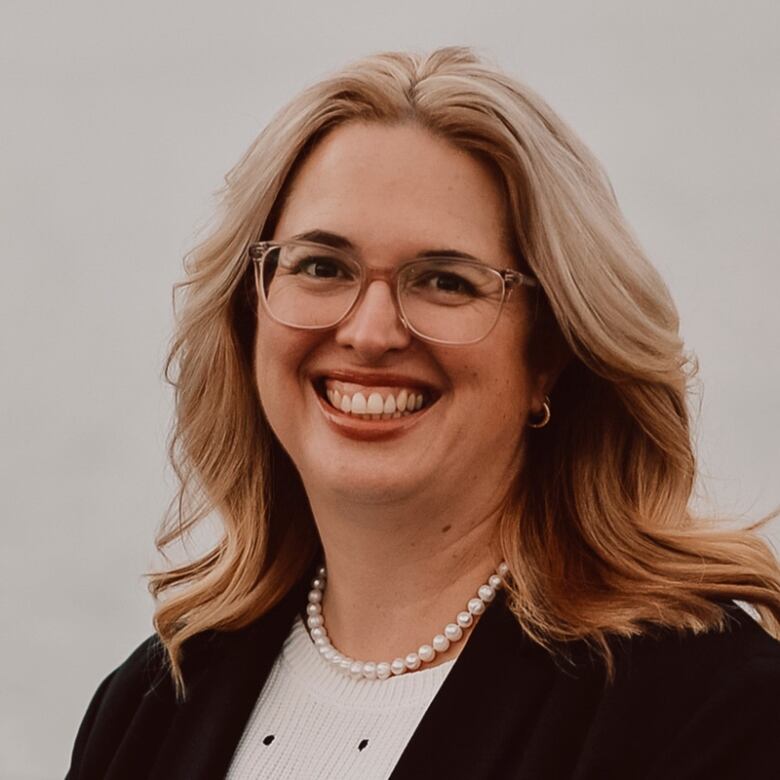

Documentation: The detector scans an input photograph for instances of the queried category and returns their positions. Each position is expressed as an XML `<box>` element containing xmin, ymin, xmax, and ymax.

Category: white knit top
<box><xmin>226</xmin><ymin>616</ymin><xmax>455</xmax><ymax>779</ymax></box>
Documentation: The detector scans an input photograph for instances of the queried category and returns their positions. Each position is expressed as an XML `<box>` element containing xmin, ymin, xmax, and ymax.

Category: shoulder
<box><xmin>67</xmin><ymin>635</ymin><xmax>173</xmax><ymax>778</ymax></box>
<box><xmin>67</xmin><ymin>628</ymin><xmax>238</xmax><ymax>779</ymax></box>
<box><xmin>104</xmin><ymin>633</ymin><xmax>170</xmax><ymax>697</ymax></box>
<box><xmin>602</xmin><ymin>605</ymin><xmax>780</xmax><ymax>778</ymax></box>
<box><xmin>66</xmin><ymin>589</ymin><xmax>302</xmax><ymax>779</ymax></box>
<box><xmin>616</xmin><ymin>603</ymin><xmax>780</xmax><ymax>685</ymax></box>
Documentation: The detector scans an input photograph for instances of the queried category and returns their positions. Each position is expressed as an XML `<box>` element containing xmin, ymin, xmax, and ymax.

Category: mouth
<box><xmin>312</xmin><ymin>376</ymin><xmax>438</xmax><ymax>422</ymax></box>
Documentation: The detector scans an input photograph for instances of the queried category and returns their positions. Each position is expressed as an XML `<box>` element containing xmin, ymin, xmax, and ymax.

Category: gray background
<box><xmin>1</xmin><ymin>1</ymin><xmax>778</xmax><ymax>777</ymax></box>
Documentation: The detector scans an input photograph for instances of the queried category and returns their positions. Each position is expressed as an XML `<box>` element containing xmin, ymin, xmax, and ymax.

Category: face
<box><xmin>254</xmin><ymin>122</ymin><xmax>546</xmax><ymax>509</ymax></box>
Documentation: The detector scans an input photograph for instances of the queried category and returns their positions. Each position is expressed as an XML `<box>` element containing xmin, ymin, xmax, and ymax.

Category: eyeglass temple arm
<box><xmin>248</xmin><ymin>242</ymin><xmax>270</xmax><ymax>260</ymax></box>
<box><xmin>503</xmin><ymin>269</ymin><xmax>539</xmax><ymax>290</ymax></box>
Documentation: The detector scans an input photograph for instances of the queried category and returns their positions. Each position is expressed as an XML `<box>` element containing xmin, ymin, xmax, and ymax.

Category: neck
<box><xmin>304</xmin><ymin>483</ymin><xmax>506</xmax><ymax>667</ymax></box>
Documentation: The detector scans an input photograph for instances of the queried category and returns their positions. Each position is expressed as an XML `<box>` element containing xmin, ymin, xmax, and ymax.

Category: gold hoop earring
<box><xmin>528</xmin><ymin>395</ymin><xmax>551</xmax><ymax>428</ymax></box>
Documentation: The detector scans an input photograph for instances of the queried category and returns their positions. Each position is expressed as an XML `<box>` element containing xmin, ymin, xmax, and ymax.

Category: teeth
<box><xmin>323</xmin><ymin>383</ymin><xmax>429</xmax><ymax>419</ymax></box>
<box><xmin>351</xmin><ymin>392</ymin><xmax>367</xmax><ymax>414</ymax></box>
<box><xmin>367</xmin><ymin>392</ymin><xmax>384</xmax><ymax>414</ymax></box>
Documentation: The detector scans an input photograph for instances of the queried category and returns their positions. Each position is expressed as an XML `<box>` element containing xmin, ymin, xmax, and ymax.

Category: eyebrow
<box><xmin>288</xmin><ymin>229</ymin><xmax>482</xmax><ymax>262</ymax></box>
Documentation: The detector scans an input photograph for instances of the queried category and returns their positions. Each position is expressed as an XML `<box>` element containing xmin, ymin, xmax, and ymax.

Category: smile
<box><xmin>319</xmin><ymin>379</ymin><xmax>432</xmax><ymax>420</ymax></box>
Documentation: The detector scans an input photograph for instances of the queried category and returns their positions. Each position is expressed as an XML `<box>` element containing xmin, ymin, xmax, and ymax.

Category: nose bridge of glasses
<box><xmin>360</xmin><ymin>263</ymin><xmax>400</xmax><ymax>287</ymax></box>
<box><xmin>351</xmin><ymin>267</ymin><xmax>404</xmax><ymax>320</ymax></box>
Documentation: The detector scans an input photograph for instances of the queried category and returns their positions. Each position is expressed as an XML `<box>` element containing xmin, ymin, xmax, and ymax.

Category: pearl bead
<box><xmin>405</xmin><ymin>653</ymin><xmax>421</xmax><ymax>671</ymax></box>
<box><xmin>488</xmin><ymin>574</ymin><xmax>502</xmax><ymax>589</ymax></box>
<box><xmin>317</xmin><ymin>565</ymin><xmax>326</xmax><ymax>577</ymax></box>
<box><xmin>306</xmin><ymin>603</ymin><xmax>321</xmax><ymax>616</ymax></box>
<box><xmin>340</xmin><ymin>657</ymin><xmax>353</xmax><ymax>671</ymax></box>
<box><xmin>308</xmin><ymin>589</ymin><xmax>322</xmax><ymax>604</ymax></box>
<box><xmin>362</xmin><ymin>662</ymin><xmax>377</xmax><ymax>679</ymax></box>
<box><xmin>432</xmin><ymin>634</ymin><xmax>450</xmax><ymax>653</ymax></box>
<box><xmin>307</xmin><ymin>615</ymin><xmax>324</xmax><ymax>629</ymax></box>
<box><xmin>497</xmin><ymin>562</ymin><xmax>509</xmax><ymax>577</ymax></box>
<box><xmin>456</xmin><ymin>611</ymin><xmax>473</xmax><ymax>628</ymax></box>
<box><xmin>311</xmin><ymin>578</ymin><xmax>325</xmax><ymax>590</ymax></box>
<box><xmin>323</xmin><ymin>648</ymin><xmax>337</xmax><ymax>661</ymax></box>
<box><xmin>311</xmin><ymin>627</ymin><xmax>327</xmax><ymax>640</ymax></box>
<box><xmin>468</xmin><ymin>597</ymin><xmax>486</xmax><ymax>615</ymax></box>
<box><xmin>444</xmin><ymin>623</ymin><xmax>463</xmax><ymax>641</ymax></box>
<box><xmin>314</xmin><ymin>637</ymin><xmax>329</xmax><ymax>648</ymax></box>
<box><xmin>478</xmin><ymin>584</ymin><xmax>495</xmax><ymax>602</ymax></box>
<box><xmin>418</xmin><ymin>644</ymin><xmax>436</xmax><ymax>662</ymax></box>
<box><xmin>329</xmin><ymin>652</ymin><xmax>343</xmax><ymax>664</ymax></box>
<box><xmin>376</xmin><ymin>662</ymin><xmax>391</xmax><ymax>680</ymax></box>
<box><xmin>349</xmin><ymin>661</ymin><xmax>364</xmax><ymax>678</ymax></box>
<box><xmin>391</xmin><ymin>658</ymin><xmax>406</xmax><ymax>676</ymax></box>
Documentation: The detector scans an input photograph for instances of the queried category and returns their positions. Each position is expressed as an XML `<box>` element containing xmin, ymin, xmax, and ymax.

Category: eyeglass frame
<box><xmin>248</xmin><ymin>239</ymin><xmax>539</xmax><ymax>346</ymax></box>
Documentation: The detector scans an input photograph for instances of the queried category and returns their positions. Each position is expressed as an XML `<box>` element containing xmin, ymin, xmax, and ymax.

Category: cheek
<box><xmin>443</xmin><ymin>358</ymin><xmax>530</xmax><ymax>455</ymax></box>
<box><xmin>466</xmin><ymin>325</ymin><xmax>534</xmax><ymax>409</ymax></box>
<box><xmin>253</xmin><ymin>322</ymin><xmax>311</xmax><ymax>410</ymax></box>
<box><xmin>492</xmin><ymin>367</ymin><xmax>533</xmax><ymax>429</ymax></box>
<box><xmin>253</xmin><ymin>328</ymin><xmax>278</xmax><ymax>401</ymax></box>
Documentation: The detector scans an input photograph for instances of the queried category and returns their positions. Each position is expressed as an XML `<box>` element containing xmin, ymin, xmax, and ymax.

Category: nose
<box><xmin>334</xmin><ymin>279</ymin><xmax>412</xmax><ymax>361</ymax></box>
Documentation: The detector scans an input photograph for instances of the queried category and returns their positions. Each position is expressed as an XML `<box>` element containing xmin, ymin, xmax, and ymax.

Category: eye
<box><xmin>401</xmin><ymin>260</ymin><xmax>504</xmax><ymax>308</ymax></box>
<box><xmin>298</xmin><ymin>256</ymin><xmax>351</xmax><ymax>279</ymax></box>
<box><xmin>423</xmin><ymin>271</ymin><xmax>477</xmax><ymax>296</ymax></box>
<box><xmin>407</xmin><ymin>265</ymin><xmax>486</xmax><ymax>300</ymax></box>
<box><xmin>277</xmin><ymin>245</ymin><xmax>357</xmax><ymax>282</ymax></box>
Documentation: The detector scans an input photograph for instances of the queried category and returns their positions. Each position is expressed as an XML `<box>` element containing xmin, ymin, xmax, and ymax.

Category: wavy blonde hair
<box><xmin>151</xmin><ymin>46</ymin><xmax>780</xmax><ymax>693</ymax></box>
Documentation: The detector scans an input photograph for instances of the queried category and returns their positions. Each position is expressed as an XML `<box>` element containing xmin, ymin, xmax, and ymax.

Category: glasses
<box><xmin>248</xmin><ymin>240</ymin><xmax>538</xmax><ymax>346</ymax></box>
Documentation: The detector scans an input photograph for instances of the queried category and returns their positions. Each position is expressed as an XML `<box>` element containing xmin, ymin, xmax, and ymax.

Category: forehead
<box><xmin>272</xmin><ymin>122</ymin><xmax>511</xmax><ymax>262</ymax></box>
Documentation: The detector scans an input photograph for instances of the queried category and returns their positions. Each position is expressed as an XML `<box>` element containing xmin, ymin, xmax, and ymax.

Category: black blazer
<box><xmin>68</xmin><ymin>583</ymin><xmax>780</xmax><ymax>779</ymax></box>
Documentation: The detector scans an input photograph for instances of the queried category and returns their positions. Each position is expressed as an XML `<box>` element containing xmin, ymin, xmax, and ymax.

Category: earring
<box><xmin>527</xmin><ymin>395</ymin><xmax>551</xmax><ymax>428</ymax></box>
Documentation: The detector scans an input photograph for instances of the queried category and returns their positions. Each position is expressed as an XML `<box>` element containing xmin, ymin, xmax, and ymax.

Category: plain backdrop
<box><xmin>1</xmin><ymin>1</ymin><xmax>778</xmax><ymax>777</ymax></box>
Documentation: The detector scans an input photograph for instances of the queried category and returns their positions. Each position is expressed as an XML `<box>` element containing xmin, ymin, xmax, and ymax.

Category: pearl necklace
<box><xmin>305</xmin><ymin>561</ymin><xmax>509</xmax><ymax>680</ymax></box>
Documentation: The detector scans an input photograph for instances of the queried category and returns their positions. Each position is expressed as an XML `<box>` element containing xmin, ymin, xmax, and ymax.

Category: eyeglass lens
<box><xmin>258</xmin><ymin>242</ymin><xmax>506</xmax><ymax>344</ymax></box>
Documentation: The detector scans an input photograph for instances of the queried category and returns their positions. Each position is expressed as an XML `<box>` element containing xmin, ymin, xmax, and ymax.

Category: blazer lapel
<box><xmin>389</xmin><ymin>595</ymin><xmax>557</xmax><ymax>780</ymax></box>
<box><xmin>148</xmin><ymin>583</ymin><xmax>304</xmax><ymax>780</ymax></box>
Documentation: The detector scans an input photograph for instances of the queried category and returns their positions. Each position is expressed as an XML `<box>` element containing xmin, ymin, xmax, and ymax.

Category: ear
<box><xmin>529</xmin><ymin>349</ymin><xmax>570</xmax><ymax>411</ymax></box>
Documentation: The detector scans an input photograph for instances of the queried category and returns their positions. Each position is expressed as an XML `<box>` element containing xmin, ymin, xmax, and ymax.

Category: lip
<box><xmin>311</xmin><ymin>380</ymin><xmax>438</xmax><ymax>441</ymax></box>
<box><xmin>311</xmin><ymin>369</ymin><xmax>440</xmax><ymax>392</ymax></box>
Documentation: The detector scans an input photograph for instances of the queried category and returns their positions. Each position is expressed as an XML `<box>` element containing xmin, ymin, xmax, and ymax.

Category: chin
<box><xmin>300</xmin><ymin>450</ymin><xmax>431</xmax><ymax>505</ymax></box>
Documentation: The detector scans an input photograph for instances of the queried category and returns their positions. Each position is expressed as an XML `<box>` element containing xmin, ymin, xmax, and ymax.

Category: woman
<box><xmin>68</xmin><ymin>47</ymin><xmax>780</xmax><ymax>779</ymax></box>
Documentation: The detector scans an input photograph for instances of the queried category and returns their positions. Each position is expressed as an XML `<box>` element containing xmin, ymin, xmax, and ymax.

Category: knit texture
<box><xmin>226</xmin><ymin>616</ymin><xmax>454</xmax><ymax>779</ymax></box>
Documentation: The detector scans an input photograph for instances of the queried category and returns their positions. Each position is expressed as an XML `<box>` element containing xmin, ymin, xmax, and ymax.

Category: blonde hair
<box><xmin>151</xmin><ymin>46</ymin><xmax>780</xmax><ymax>693</ymax></box>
